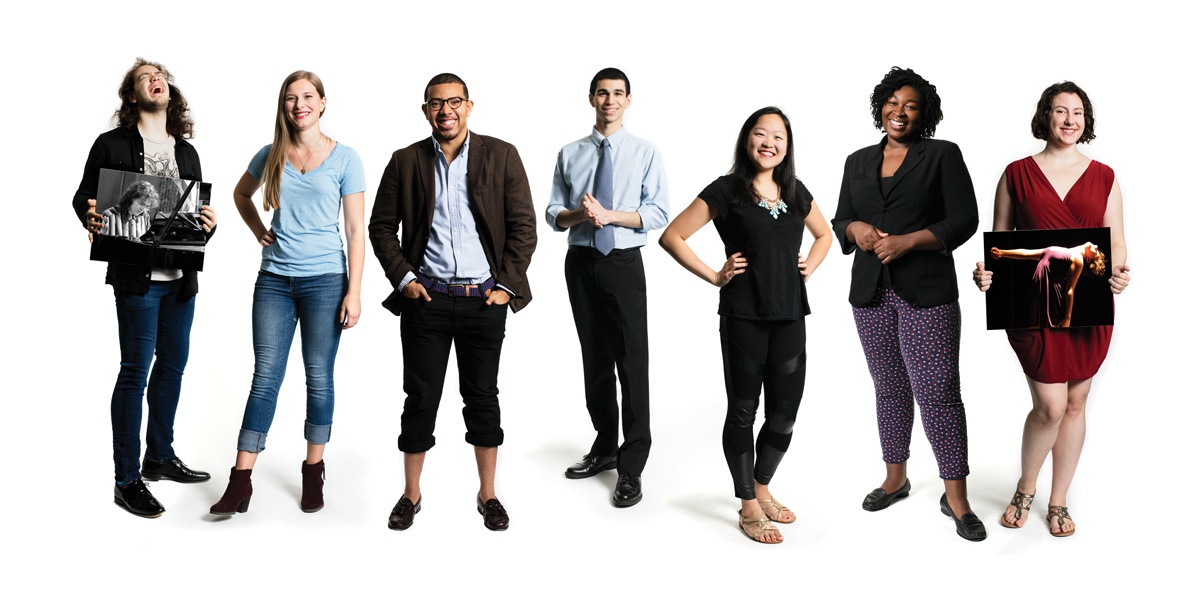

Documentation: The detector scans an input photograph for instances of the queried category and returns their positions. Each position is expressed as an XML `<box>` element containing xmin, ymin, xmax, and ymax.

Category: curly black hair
<box><xmin>871</xmin><ymin>67</ymin><xmax>942</xmax><ymax>139</ymax></box>
<box><xmin>113</xmin><ymin>58</ymin><xmax>194</xmax><ymax>139</ymax></box>
<box><xmin>1031</xmin><ymin>81</ymin><xmax>1096</xmax><ymax>144</ymax></box>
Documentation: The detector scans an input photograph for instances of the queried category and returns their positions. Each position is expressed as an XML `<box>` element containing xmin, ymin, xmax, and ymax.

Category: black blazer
<box><xmin>831</xmin><ymin>137</ymin><xmax>977</xmax><ymax>308</ymax></box>
<box><xmin>369</xmin><ymin>133</ymin><xmax>537</xmax><ymax>314</ymax></box>
<box><xmin>71</xmin><ymin>126</ymin><xmax>208</xmax><ymax>296</ymax></box>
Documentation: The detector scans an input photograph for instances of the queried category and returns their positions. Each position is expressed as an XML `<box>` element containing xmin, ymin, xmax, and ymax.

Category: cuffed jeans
<box><xmin>238</xmin><ymin>271</ymin><xmax>346</xmax><ymax>453</ymax></box>
<box><xmin>111</xmin><ymin>279</ymin><xmax>195</xmax><ymax>483</ymax></box>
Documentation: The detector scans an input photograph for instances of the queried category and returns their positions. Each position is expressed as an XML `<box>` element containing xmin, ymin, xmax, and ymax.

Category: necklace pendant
<box><xmin>301</xmin><ymin>167</ymin><xmax>307</xmax><ymax>174</ymax></box>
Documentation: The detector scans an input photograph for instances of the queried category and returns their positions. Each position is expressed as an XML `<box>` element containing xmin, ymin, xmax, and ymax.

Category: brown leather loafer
<box><xmin>477</xmin><ymin>496</ymin><xmax>509</xmax><ymax>531</ymax></box>
<box><xmin>388</xmin><ymin>496</ymin><xmax>421</xmax><ymax>531</ymax></box>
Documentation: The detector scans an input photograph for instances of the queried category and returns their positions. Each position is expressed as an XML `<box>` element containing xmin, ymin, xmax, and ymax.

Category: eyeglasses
<box><xmin>425</xmin><ymin>97</ymin><xmax>466</xmax><ymax>111</ymax></box>
<box><xmin>136</xmin><ymin>71</ymin><xmax>167</xmax><ymax>84</ymax></box>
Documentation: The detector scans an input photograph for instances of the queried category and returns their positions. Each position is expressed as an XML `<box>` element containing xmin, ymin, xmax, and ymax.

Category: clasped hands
<box><xmin>582</xmin><ymin>193</ymin><xmax>614</xmax><ymax>228</ymax></box>
<box><xmin>848</xmin><ymin>221</ymin><xmax>913</xmax><ymax>264</ymax></box>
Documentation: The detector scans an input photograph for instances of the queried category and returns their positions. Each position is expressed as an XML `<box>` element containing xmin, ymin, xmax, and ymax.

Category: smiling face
<box><xmin>284</xmin><ymin>78</ymin><xmax>325</xmax><ymax>132</ymax></box>
<box><xmin>746</xmin><ymin>113</ymin><xmax>788</xmax><ymax>173</ymax></box>
<box><xmin>131</xmin><ymin>64</ymin><xmax>170</xmax><ymax>112</ymax></box>
<box><xmin>1046</xmin><ymin>92</ymin><xmax>1086</xmax><ymax>147</ymax></box>
<box><xmin>882</xmin><ymin>85</ymin><xmax>922</xmax><ymax>144</ymax></box>
<box><xmin>589</xmin><ymin>79</ymin><xmax>630</xmax><ymax>128</ymax></box>
<box><xmin>423</xmin><ymin>83</ymin><xmax>472</xmax><ymax>143</ymax></box>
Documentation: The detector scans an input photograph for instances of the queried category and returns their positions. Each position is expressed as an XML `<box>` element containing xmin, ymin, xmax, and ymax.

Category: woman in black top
<box><xmin>831</xmin><ymin>67</ymin><xmax>984</xmax><ymax>541</ymax></box>
<box><xmin>660</xmin><ymin>107</ymin><xmax>831</xmax><ymax>544</ymax></box>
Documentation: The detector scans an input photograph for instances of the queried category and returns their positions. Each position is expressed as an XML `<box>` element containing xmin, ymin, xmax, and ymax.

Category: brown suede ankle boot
<box><xmin>301</xmin><ymin>460</ymin><xmax>325</xmax><ymax>513</ymax></box>
<box><xmin>210</xmin><ymin>468</ymin><xmax>253</xmax><ymax>515</ymax></box>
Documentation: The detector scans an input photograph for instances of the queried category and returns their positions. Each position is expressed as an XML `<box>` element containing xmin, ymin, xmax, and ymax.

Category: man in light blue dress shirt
<box><xmin>546</xmin><ymin>68</ymin><xmax>668</xmax><ymax>508</ymax></box>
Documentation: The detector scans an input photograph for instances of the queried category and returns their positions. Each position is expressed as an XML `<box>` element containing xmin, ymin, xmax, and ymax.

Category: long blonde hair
<box><xmin>261</xmin><ymin>70</ymin><xmax>325</xmax><ymax>211</ymax></box>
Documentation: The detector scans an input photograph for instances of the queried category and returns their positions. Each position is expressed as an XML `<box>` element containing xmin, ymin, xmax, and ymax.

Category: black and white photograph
<box><xmin>90</xmin><ymin>168</ymin><xmax>210</xmax><ymax>269</ymax></box>
<box><xmin>983</xmin><ymin>228</ymin><xmax>1113</xmax><ymax>330</ymax></box>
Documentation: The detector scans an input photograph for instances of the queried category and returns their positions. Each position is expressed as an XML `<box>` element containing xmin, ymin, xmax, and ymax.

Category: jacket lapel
<box><xmin>417</xmin><ymin>139</ymin><xmax>436</xmax><ymax>228</ymax></box>
<box><xmin>466</xmin><ymin>134</ymin><xmax>494</xmax><ymax>239</ymax></box>
<box><xmin>886</xmin><ymin>139</ymin><xmax>926</xmax><ymax>200</ymax></box>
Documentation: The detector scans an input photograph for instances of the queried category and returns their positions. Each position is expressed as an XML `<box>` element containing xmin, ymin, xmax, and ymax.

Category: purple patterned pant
<box><xmin>851</xmin><ymin>289</ymin><xmax>969</xmax><ymax>480</ymax></box>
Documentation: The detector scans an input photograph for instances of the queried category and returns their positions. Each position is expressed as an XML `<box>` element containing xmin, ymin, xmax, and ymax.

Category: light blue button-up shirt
<box><xmin>399</xmin><ymin>135</ymin><xmax>493</xmax><ymax>289</ymax></box>
<box><xmin>546</xmin><ymin>127</ymin><xmax>668</xmax><ymax>247</ymax></box>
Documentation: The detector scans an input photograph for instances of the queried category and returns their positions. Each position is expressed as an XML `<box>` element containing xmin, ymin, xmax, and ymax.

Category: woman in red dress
<box><xmin>973</xmin><ymin>81</ymin><xmax>1131</xmax><ymax>536</ymax></box>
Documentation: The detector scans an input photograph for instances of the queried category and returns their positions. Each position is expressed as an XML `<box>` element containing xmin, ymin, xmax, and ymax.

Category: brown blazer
<box><xmin>369</xmin><ymin>133</ymin><xmax>537</xmax><ymax>314</ymax></box>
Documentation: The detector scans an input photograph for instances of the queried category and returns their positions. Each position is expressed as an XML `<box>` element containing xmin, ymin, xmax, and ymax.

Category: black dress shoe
<box><xmin>940</xmin><ymin>493</ymin><xmax>987</xmax><ymax>542</ymax></box>
<box><xmin>564</xmin><ymin>454</ymin><xmax>617</xmax><ymax>479</ymax></box>
<box><xmin>613</xmin><ymin>474</ymin><xmax>642</xmax><ymax>508</ymax></box>
<box><xmin>142</xmin><ymin>457</ymin><xmax>211</xmax><ymax>483</ymax></box>
<box><xmin>477</xmin><ymin>497</ymin><xmax>510</xmax><ymax>531</ymax></box>
<box><xmin>388</xmin><ymin>496</ymin><xmax>421</xmax><ymax>531</ymax></box>
<box><xmin>862</xmin><ymin>478</ymin><xmax>911</xmax><ymax>512</ymax></box>
<box><xmin>114</xmin><ymin>479</ymin><xmax>165</xmax><ymax>518</ymax></box>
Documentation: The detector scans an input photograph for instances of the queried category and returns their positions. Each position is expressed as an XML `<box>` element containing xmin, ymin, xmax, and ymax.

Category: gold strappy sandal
<box><xmin>739</xmin><ymin>510</ymin><xmax>782</xmax><ymax>544</ymax></box>
<box><xmin>1000</xmin><ymin>487</ymin><xmax>1034</xmax><ymax>528</ymax></box>
<box><xmin>757</xmin><ymin>498</ymin><xmax>796</xmax><ymax>524</ymax></box>
<box><xmin>1047</xmin><ymin>505</ymin><xmax>1075</xmax><ymax>537</ymax></box>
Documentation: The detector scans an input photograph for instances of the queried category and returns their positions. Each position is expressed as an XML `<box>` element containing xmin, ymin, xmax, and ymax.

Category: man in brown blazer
<box><xmin>369</xmin><ymin>73</ymin><xmax>537</xmax><ymax>532</ymax></box>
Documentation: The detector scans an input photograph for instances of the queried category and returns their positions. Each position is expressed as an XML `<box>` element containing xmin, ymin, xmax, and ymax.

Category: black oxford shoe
<box><xmin>142</xmin><ymin>457</ymin><xmax>211</xmax><ymax>483</ymax></box>
<box><xmin>862</xmin><ymin>478</ymin><xmax>911</xmax><ymax>511</ymax></box>
<box><xmin>613</xmin><ymin>474</ymin><xmax>642</xmax><ymax>508</ymax></box>
<box><xmin>564</xmin><ymin>454</ymin><xmax>617</xmax><ymax>479</ymax></box>
<box><xmin>940</xmin><ymin>494</ymin><xmax>987</xmax><ymax>542</ymax></box>
<box><xmin>114</xmin><ymin>479</ymin><xmax>165</xmax><ymax>518</ymax></box>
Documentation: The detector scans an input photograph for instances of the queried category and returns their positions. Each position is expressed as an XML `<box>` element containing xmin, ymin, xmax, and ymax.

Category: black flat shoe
<box><xmin>142</xmin><ymin>457</ymin><xmax>211</xmax><ymax>483</ymax></box>
<box><xmin>114</xmin><ymin>479</ymin><xmax>165</xmax><ymax>518</ymax></box>
<box><xmin>564</xmin><ymin>454</ymin><xmax>617</xmax><ymax>479</ymax></box>
<box><xmin>612</xmin><ymin>474</ymin><xmax>642</xmax><ymax>508</ymax></box>
<box><xmin>940</xmin><ymin>493</ymin><xmax>987</xmax><ymax>542</ymax></box>
<box><xmin>862</xmin><ymin>478</ymin><xmax>911</xmax><ymax>512</ymax></box>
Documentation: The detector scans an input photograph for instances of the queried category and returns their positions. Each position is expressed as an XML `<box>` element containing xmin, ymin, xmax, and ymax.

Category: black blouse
<box><xmin>699</xmin><ymin>175</ymin><xmax>813</xmax><ymax>321</ymax></box>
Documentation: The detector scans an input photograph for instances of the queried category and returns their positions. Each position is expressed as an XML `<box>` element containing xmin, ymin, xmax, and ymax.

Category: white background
<box><xmin>4</xmin><ymin>0</ymin><xmax>1193</xmax><ymax>589</ymax></box>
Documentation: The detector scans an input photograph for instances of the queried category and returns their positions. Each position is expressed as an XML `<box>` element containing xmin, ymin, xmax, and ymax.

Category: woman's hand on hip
<box><xmin>715</xmin><ymin>252</ymin><xmax>747</xmax><ymax>287</ymax></box>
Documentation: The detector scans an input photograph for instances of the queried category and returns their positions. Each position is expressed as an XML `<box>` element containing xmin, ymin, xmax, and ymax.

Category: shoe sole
<box><xmin>142</xmin><ymin>472</ymin><xmax>211</xmax><ymax>484</ymax></box>
<box><xmin>563</xmin><ymin>463</ymin><xmax>616</xmax><ymax>480</ymax></box>
<box><xmin>114</xmin><ymin>499</ymin><xmax>164</xmax><ymax>518</ymax></box>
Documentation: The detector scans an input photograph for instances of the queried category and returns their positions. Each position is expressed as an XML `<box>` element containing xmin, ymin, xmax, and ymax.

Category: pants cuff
<box><xmin>238</xmin><ymin>429</ymin><xmax>268</xmax><ymax>453</ymax></box>
<box><xmin>305</xmin><ymin>421</ymin><xmax>332</xmax><ymax>445</ymax></box>
<box><xmin>398</xmin><ymin>434</ymin><xmax>435</xmax><ymax>454</ymax></box>
<box><xmin>466</xmin><ymin>430</ymin><xmax>504</xmax><ymax>448</ymax></box>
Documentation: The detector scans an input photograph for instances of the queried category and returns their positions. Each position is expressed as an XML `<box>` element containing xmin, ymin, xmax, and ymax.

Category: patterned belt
<box><xmin>415</xmin><ymin>273</ymin><xmax>496</xmax><ymax>298</ymax></box>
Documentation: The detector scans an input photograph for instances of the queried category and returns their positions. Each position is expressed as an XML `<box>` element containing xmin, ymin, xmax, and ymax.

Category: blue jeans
<box><xmin>112</xmin><ymin>279</ymin><xmax>195</xmax><ymax>483</ymax></box>
<box><xmin>238</xmin><ymin>271</ymin><xmax>346</xmax><ymax>453</ymax></box>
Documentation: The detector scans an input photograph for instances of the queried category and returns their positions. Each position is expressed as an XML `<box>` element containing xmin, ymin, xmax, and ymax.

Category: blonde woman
<box><xmin>212</xmin><ymin>71</ymin><xmax>365</xmax><ymax>516</ymax></box>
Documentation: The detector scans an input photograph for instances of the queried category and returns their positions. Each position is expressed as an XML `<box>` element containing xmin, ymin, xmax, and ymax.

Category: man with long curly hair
<box><xmin>72</xmin><ymin>58</ymin><xmax>217</xmax><ymax>518</ymax></box>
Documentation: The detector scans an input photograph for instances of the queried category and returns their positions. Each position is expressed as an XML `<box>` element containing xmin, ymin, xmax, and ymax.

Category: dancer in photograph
<box><xmin>211</xmin><ymin>70</ymin><xmax>365</xmax><ymax>516</ymax></box>
<box><xmin>831</xmin><ymin>67</ymin><xmax>985</xmax><ymax>541</ymax></box>
<box><xmin>973</xmin><ymin>81</ymin><xmax>1131</xmax><ymax>537</ymax></box>
<box><xmin>989</xmin><ymin>242</ymin><xmax>1106</xmax><ymax>328</ymax></box>
<box><xmin>660</xmin><ymin>106</ymin><xmax>832</xmax><ymax>544</ymax></box>
<box><xmin>73</xmin><ymin>58</ymin><xmax>217</xmax><ymax>518</ymax></box>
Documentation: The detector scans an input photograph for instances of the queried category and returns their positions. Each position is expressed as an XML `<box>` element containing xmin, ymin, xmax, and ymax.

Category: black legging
<box><xmin>719</xmin><ymin>315</ymin><xmax>806</xmax><ymax>500</ymax></box>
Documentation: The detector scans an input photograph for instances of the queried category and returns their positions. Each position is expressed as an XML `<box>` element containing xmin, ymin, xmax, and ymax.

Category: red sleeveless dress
<box><xmin>1004</xmin><ymin>157</ymin><xmax>1115</xmax><ymax>383</ymax></box>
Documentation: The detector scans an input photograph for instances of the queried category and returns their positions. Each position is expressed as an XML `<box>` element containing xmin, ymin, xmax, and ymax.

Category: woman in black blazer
<box><xmin>831</xmin><ymin>67</ymin><xmax>985</xmax><ymax>542</ymax></box>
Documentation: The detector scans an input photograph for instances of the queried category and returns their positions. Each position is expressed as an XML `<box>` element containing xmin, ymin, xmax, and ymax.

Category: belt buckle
<box><xmin>447</xmin><ymin>283</ymin><xmax>475</xmax><ymax>297</ymax></box>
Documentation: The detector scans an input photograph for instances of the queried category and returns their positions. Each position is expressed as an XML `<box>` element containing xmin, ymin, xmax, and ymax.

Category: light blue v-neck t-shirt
<box><xmin>248</xmin><ymin>142</ymin><xmax>365</xmax><ymax>276</ymax></box>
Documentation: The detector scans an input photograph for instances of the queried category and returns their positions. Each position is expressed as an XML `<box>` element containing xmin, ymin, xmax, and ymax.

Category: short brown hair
<box><xmin>1031</xmin><ymin>81</ymin><xmax>1095</xmax><ymax>144</ymax></box>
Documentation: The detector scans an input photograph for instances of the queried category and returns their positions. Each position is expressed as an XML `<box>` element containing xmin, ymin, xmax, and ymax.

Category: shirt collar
<box><xmin>431</xmin><ymin>132</ymin><xmax>471</xmax><ymax>161</ymax></box>
<box><xmin>590</xmin><ymin>126</ymin><xmax>627</xmax><ymax>148</ymax></box>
